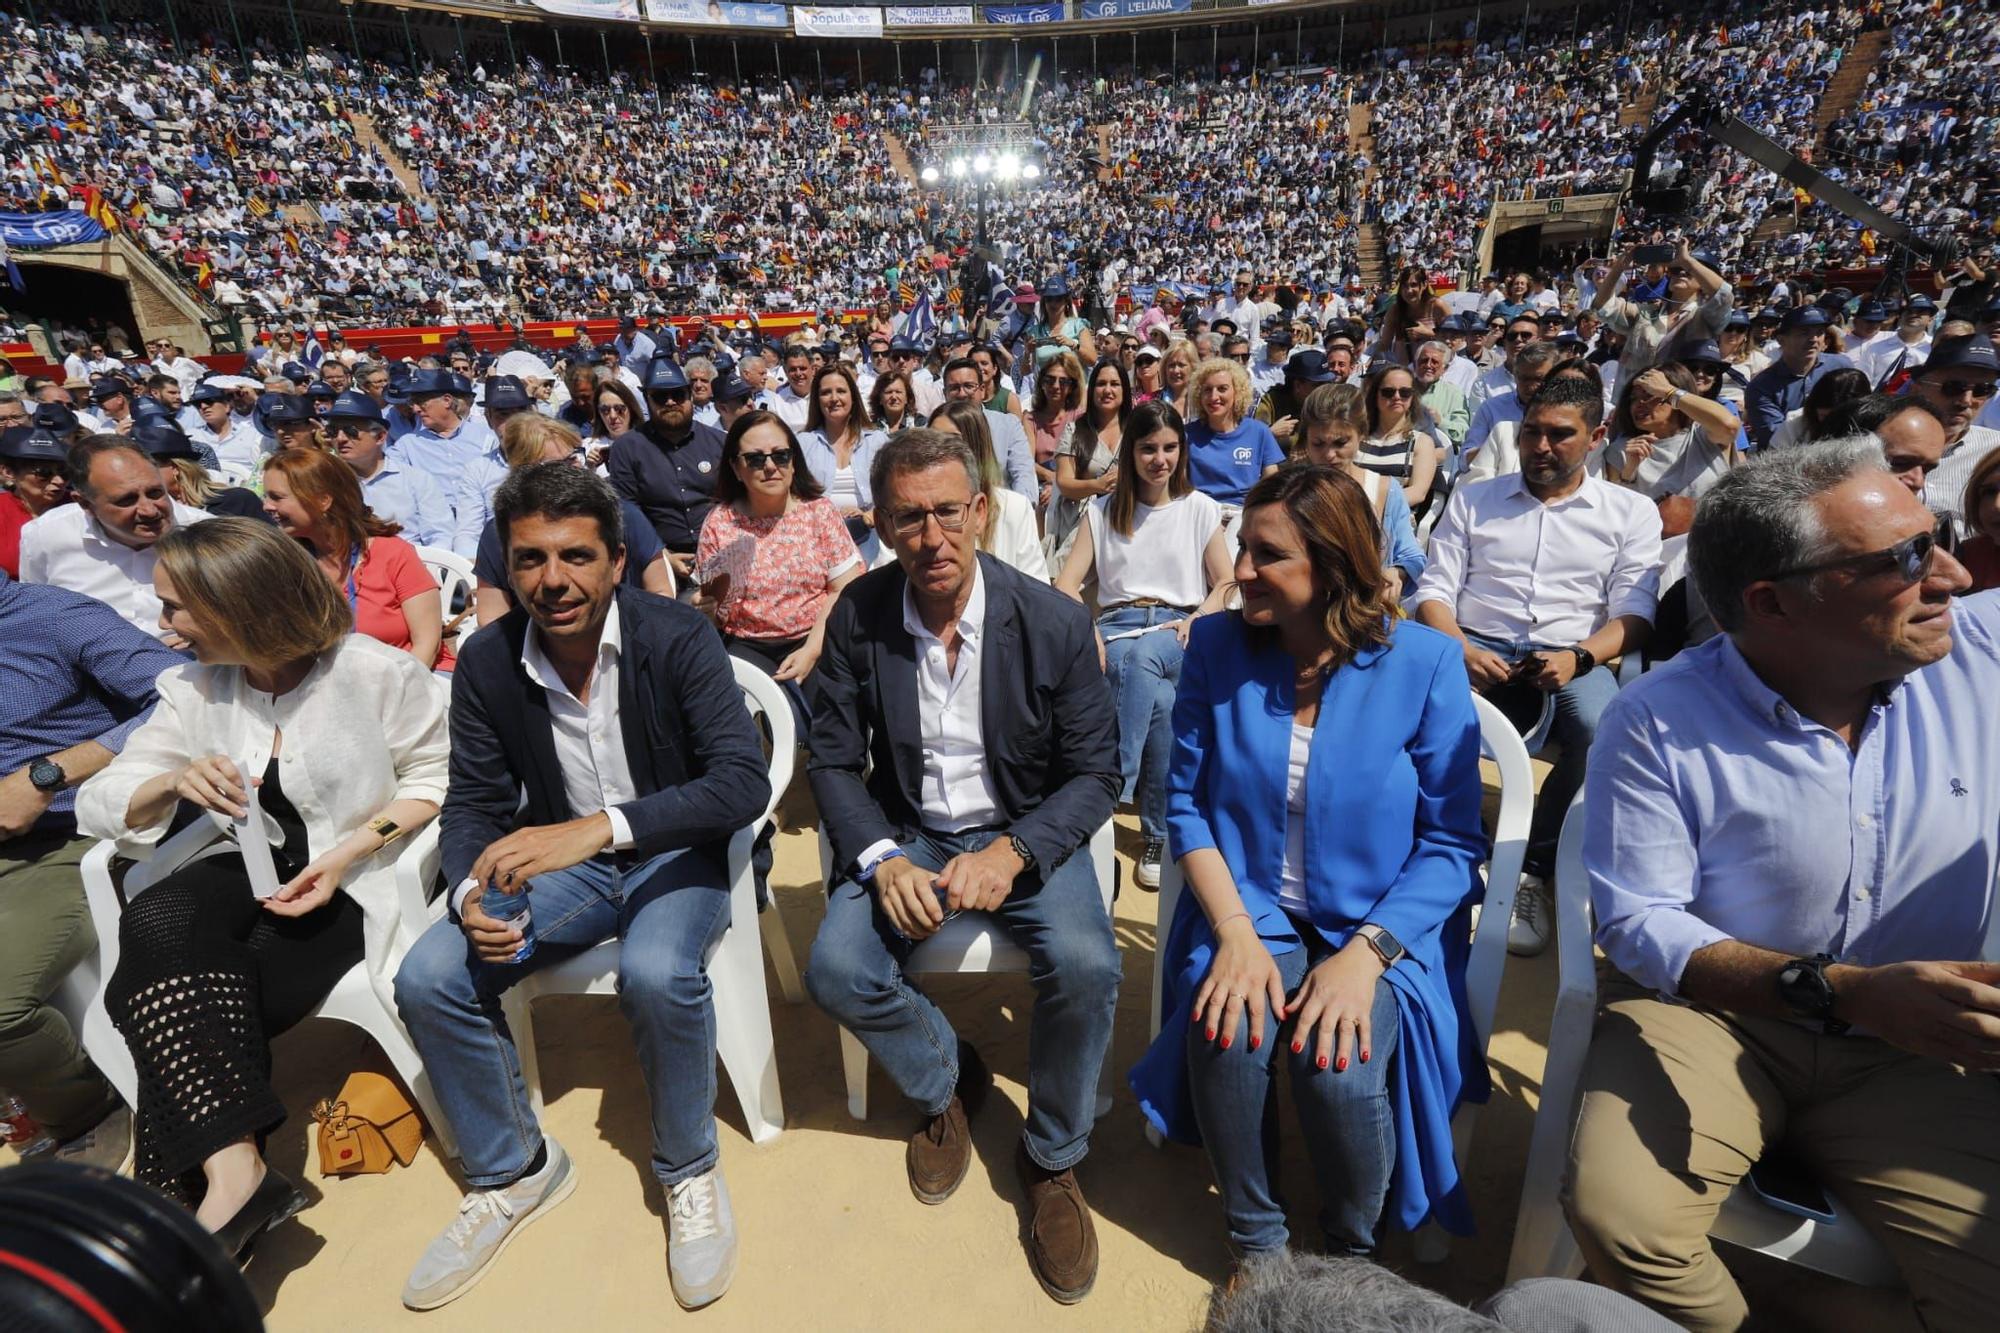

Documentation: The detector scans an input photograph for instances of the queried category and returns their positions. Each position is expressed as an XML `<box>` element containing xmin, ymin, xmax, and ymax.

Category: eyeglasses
<box><xmin>1774</xmin><ymin>529</ymin><xmax>1936</xmax><ymax>585</ymax></box>
<box><xmin>1666</xmin><ymin>267</ymin><xmax>1691</xmax><ymax>279</ymax></box>
<box><xmin>1506</xmin><ymin>330</ymin><xmax>1538</xmax><ymax>342</ymax></box>
<box><xmin>1043</xmin><ymin>375</ymin><xmax>1074</xmax><ymax>387</ymax></box>
<box><xmin>325</xmin><ymin>421</ymin><xmax>380</xmax><ymax>438</ymax></box>
<box><xmin>1925</xmin><ymin>378</ymin><xmax>1997</xmax><ymax>400</ymax></box>
<box><xmin>888</xmin><ymin>502</ymin><xmax>971</xmax><ymax>536</ymax></box>
<box><xmin>1377</xmin><ymin>385</ymin><xmax>1416</xmax><ymax>399</ymax></box>
<box><xmin>1228</xmin><ymin>353</ymin><xmax>1252</xmax><ymax>362</ymax></box>
<box><xmin>648</xmin><ymin>389</ymin><xmax>691</xmax><ymax>403</ymax></box>
<box><xmin>738</xmin><ymin>448</ymin><xmax>793</xmax><ymax>470</ymax></box>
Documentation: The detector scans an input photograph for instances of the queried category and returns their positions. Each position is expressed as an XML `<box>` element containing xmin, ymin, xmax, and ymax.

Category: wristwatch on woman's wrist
<box><xmin>1355</xmin><ymin>924</ymin><xmax>1406</xmax><ymax>967</ymax></box>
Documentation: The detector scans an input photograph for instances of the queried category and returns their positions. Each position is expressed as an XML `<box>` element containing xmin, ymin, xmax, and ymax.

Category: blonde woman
<box><xmin>470</xmin><ymin>414</ymin><xmax>675</xmax><ymax>623</ymax></box>
<box><xmin>929</xmin><ymin>400</ymin><xmax>1049</xmax><ymax>579</ymax></box>
<box><xmin>76</xmin><ymin>517</ymin><xmax>446</xmax><ymax>1257</ymax></box>
<box><xmin>1186</xmin><ymin>356</ymin><xmax>1284</xmax><ymax>506</ymax></box>
<box><xmin>1161</xmin><ymin>341</ymin><xmax>1199</xmax><ymax>409</ymax></box>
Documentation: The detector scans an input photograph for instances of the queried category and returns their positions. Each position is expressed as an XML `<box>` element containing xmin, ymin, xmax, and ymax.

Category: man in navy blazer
<box><xmin>394</xmin><ymin>463</ymin><xmax>768</xmax><ymax>1314</ymax></box>
<box><xmin>805</xmin><ymin>428</ymin><xmax>1121</xmax><ymax>1305</ymax></box>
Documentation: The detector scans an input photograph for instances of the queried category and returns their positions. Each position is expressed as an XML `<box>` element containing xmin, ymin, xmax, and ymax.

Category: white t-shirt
<box><xmin>1086</xmin><ymin>490</ymin><xmax>1223</xmax><ymax>608</ymax></box>
<box><xmin>1279</xmin><ymin>721</ymin><xmax>1313</xmax><ymax>917</ymax></box>
<box><xmin>827</xmin><ymin>464</ymin><xmax>860</xmax><ymax>513</ymax></box>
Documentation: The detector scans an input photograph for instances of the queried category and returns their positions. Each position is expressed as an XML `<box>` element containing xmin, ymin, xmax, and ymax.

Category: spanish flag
<box><xmin>798</xmin><ymin>181</ymin><xmax>815</xmax><ymax>198</ymax></box>
<box><xmin>81</xmin><ymin>184</ymin><xmax>118</xmax><ymax>231</ymax></box>
<box><xmin>195</xmin><ymin>259</ymin><xmax>214</xmax><ymax>288</ymax></box>
<box><xmin>578</xmin><ymin>190</ymin><xmax>602</xmax><ymax>212</ymax></box>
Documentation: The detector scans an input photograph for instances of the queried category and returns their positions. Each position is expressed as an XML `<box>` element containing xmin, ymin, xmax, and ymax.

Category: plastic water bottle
<box><xmin>2</xmin><ymin>1091</ymin><xmax>55</xmax><ymax>1159</ymax></box>
<box><xmin>480</xmin><ymin>884</ymin><xmax>536</xmax><ymax>963</ymax></box>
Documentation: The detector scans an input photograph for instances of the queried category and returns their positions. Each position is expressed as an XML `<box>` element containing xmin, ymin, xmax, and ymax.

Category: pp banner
<box><xmin>1076</xmin><ymin>0</ymin><xmax>1188</xmax><ymax>17</ymax></box>
<box><xmin>795</xmin><ymin>6</ymin><xmax>886</xmax><ymax>36</ymax></box>
<box><xmin>0</xmin><ymin>211</ymin><xmax>109</xmax><ymax>247</ymax></box>
<box><xmin>984</xmin><ymin>3</ymin><xmax>1064</xmax><ymax>23</ymax></box>
<box><xmin>643</xmin><ymin>0</ymin><xmax>791</xmax><ymax>27</ymax></box>
<box><xmin>886</xmin><ymin>4</ymin><xmax>974</xmax><ymax>23</ymax></box>
<box><xmin>533</xmin><ymin>0</ymin><xmax>643</xmax><ymax>18</ymax></box>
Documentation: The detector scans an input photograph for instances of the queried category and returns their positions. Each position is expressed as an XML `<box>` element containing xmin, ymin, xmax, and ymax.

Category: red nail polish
<box><xmin>1220</xmin><ymin>1036</ymin><xmax>1232</xmax><ymax>1050</ymax></box>
<box><xmin>1291</xmin><ymin>1042</ymin><xmax>1303</xmax><ymax>1054</ymax></box>
<box><xmin>1249</xmin><ymin>1036</ymin><xmax>1261</xmax><ymax>1051</ymax></box>
<box><xmin>1361</xmin><ymin>1050</ymin><xmax>1370</xmax><ymax>1063</ymax></box>
<box><xmin>1205</xmin><ymin>1028</ymin><xmax>1215</xmax><ymax>1041</ymax></box>
<box><xmin>1336</xmin><ymin>1057</ymin><xmax>1348</xmax><ymax>1072</ymax></box>
<box><xmin>1317</xmin><ymin>1055</ymin><xmax>1330</xmax><ymax>1070</ymax></box>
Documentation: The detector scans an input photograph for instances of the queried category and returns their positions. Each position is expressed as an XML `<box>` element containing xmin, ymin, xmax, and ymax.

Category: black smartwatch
<box><xmin>1777</xmin><ymin>953</ymin><xmax>1850</xmax><ymax>1035</ymax></box>
<box><xmin>27</xmin><ymin>756</ymin><xmax>67</xmax><ymax>794</ymax></box>
<box><xmin>1007</xmin><ymin>834</ymin><xmax>1037</xmax><ymax>874</ymax></box>
<box><xmin>1567</xmin><ymin>645</ymin><xmax>1597</xmax><ymax>676</ymax></box>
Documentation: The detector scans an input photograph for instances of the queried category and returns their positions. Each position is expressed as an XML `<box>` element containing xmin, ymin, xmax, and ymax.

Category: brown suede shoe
<box><xmin>906</xmin><ymin>1042</ymin><xmax>988</xmax><ymax>1205</ymax></box>
<box><xmin>1016</xmin><ymin>1142</ymin><xmax>1098</xmax><ymax>1304</ymax></box>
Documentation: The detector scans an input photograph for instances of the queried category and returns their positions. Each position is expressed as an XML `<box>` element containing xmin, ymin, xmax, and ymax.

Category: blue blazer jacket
<box><xmin>1130</xmin><ymin>612</ymin><xmax>1491</xmax><ymax>1235</ymax></box>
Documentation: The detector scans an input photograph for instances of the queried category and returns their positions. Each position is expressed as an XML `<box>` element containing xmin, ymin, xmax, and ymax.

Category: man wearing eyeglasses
<box><xmin>1566</xmin><ymin>439</ymin><xmax>2000</xmax><ymax>1332</ymax></box>
<box><xmin>607</xmin><ymin>359</ymin><xmax>724</xmax><ymax>590</ymax></box>
<box><xmin>806</xmin><ymin>428</ymin><xmax>1121</xmax><ymax>1306</ymax></box>
<box><xmin>327</xmin><ymin>390</ymin><xmax>453</xmax><ymax>550</ymax></box>
<box><xmin>1913</xmin><ymin>335</ymin><xmax>2000</xmax><ymax>522</ymax></box>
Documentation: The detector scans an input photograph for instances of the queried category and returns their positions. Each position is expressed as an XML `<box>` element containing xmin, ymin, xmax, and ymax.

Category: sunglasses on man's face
<box><xmin>649</xmin><ymin>389</ymin><xmax>691</xmax><ymax>403</ymax></box>
<box><xmin>1774</xmin><ymin>529</ymin><xmax>1936</xmax><ymax>586</ymax></box>
<box><xmin>738</xmin><ymin>449</ymin><xmax>793</xmax><ymax>471</ymax></box>
<box><xmin>1926</xmin><ymin>378</ymin><xmax>1996</xmax><ymax>400</ymax></box>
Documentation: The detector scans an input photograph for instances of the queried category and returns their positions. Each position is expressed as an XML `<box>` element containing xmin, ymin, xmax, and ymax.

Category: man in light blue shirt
<box><xmin>1567</xmin><ymin>438</ymin><xmax>2000</xmax><ymax>1332</ymax></box>
<box><xmin>327</xmin><ymin>391</ymin><xmax>454</xmax><ymax>550</ymax></box>
<box><xmin>390</xmin><ymin>368</ymin><xmax>497</xmax><ymax>489</ymax></box>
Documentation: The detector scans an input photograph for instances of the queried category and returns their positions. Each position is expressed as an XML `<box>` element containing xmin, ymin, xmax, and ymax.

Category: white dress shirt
<box><xmin>759</xmin><ymin>385</ymin><xmax>812</xmax><ymax>430</ymax></box>
<box><xmin>18</xmin><ymin>502</ymin><xmax>212</xmax><ymax>639</ymax></box>
<box><xmin>451</xmin><ymin>601</ymin><xmax>638</xmax><ymax>914</ymax></box>
<box><xmin>1414</xmin><ymin>472</ymin><xmax>1662</xmax><ymax>646</ymax></box>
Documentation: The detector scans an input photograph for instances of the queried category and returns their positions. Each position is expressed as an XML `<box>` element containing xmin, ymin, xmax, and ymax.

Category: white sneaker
<box><xmin>1507</xmin><ymin>874</ymin><xmax>1551</xmax><ymax>957</ymax></box>
<box><xmin>666</xmin><ymin>1166</ymin><xmax>738</xmax><ymax>1310</ymax></box>
<box><xmin>401</xmin><ymin>1137</ymin><xmax>576</xmax><ymax>1311</ymax></box>
<box><xmin>1134</xmin><ymin>837</ymin><xmax>1164</xmax><ymax>890</ymax></box>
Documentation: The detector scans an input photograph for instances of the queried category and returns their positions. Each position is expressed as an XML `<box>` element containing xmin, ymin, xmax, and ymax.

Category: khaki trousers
<box><xmin>0</xmin><ymin>832</ymin><xmax>117</xmax><ymax>1142</ymax></box>
<box><xmin>1562</xmin><ymin>971</ymin><xmax>2000</xmax><ymax>1333</ymax></box>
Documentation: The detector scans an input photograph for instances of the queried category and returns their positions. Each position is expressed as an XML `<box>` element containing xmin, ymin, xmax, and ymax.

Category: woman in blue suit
<box><xmin>1130</xmin><ymin>463</ymin><xmax>1489</xmax><ymax>1260</ymax></box>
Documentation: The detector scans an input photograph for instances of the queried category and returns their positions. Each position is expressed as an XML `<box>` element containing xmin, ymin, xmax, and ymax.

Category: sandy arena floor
<box><xmin>14</xmin><ymin>799</ymin><xmax>1921</xmax><ymax>1331</ymax></box>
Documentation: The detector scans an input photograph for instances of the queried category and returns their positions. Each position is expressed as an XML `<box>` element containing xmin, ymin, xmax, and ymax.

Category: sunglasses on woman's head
<box><xmin>739</xmin><ymin>449</ymin><xmax>793</xmax><ymax>470</ymax></box>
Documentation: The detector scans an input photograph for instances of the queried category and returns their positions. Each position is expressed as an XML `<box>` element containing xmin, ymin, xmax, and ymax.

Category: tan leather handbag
<box><xmin>312</xmin><ymin>1073</ymin><xmax>424</xmax><ymax>1176</ymax></box>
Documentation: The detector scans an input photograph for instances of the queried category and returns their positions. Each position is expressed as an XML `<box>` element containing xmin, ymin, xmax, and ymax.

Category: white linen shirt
<box><xmin>1414</xmin><ymin>472</ymin><xmax>1662</xmax><ymax>645</ymax></box>
<box><xmin>907</xmin><ymin>565</ymin><xmax>1002</xmax><ymax>831</ymax></box>
<box><xmin>18</xmin><ymin>502</ymin><xmax>212</xmax><ymax>639</ymax></box>
<box><xmin>74</xmin><ymin>636</ymin><xmax>451</xmax><ymax>1012</ymax></box>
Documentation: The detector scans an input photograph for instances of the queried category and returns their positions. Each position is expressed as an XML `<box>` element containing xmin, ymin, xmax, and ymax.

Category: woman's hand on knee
<box><xmin>1193</xmin><ymin>920</ymin><xmax>1287</xmax><ymax>1053</ymax></box>
<box><xmin>1289</xmin><ymin>942</ymin><xmax>1386</xmax><ymax>1073</ymax></box>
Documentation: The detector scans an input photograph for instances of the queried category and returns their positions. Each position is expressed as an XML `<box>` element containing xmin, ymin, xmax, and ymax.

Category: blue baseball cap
<box><xmin>401</xmin><ymin>367</ymin><xmax>456</xmax><ymax>400</ymax></box>
<box><xmin>324</xmin><ymin>390</ymin><xmax>385</xmax><ymax>424</ymax></box>
<box><xmin>1039</xmin><ymin>276</ymin><xmax>1070</xmax><ymax>300</ymax></box>
<box><xmin>89</xmin><ymin>377</ymin><xmax>133</xmax><ymax>403</ymax></box>
<box><xmin>713</xmin><ymin>373</ymin><xmax>755</xmax><ymax>404</ymax></box>
<box><xmin>32</xmin><ymin>403</ymin><xmax>79</xmax><ymax>434</ymax></box>
<box><xmin>0</xmin><ymin>425</ymin><xmax>67</xmax><ymax>463</ymax></box>
<box><xmin>132</xmin><ymin>422</ymin><xmax>199</xmax><ymax>461</ymax></box>
<box><xmin>1854</xmin><ymin>300</ymin><xmax>1889</xmax><ymax>323</ymax></box>
<box><xmin>888</xmin><ymin>334</ymin><xmax>926</xmax><ymax>354</ymax></box>
<box><xmin>257</xmin><ymin>392</ymin><xmax>316</xmax><ymax>430</ymax></box>
<box><xmin>188</xmin><ymin>381</ymin><xmax>230</xmax><ymax>406</ymax></box>
<box><xmin>279</xmin><ymin>360</ymin><xmax>313</xmax><ymax>384</ymax></box>
<box><xmin>1777</xmin><ymin>306</ymin><xmax>1830</xmax><ymax>332</ymax></box>
<box><xmin>1286</xmin><ymin>349</ymin><xmax>1336</xmax><ymax>383</ymax></box>
<box><xmin>1905</xmin><ymin>294</ymin><xmax>1938</xmax><ymax>314</ymax></box>
<box><xmin>643</xmin><ymin>359</ymin><xmax>690</xmax><ymax>393</ymax></box>
<box><xmin>1724</xmin><ymin>310</ymin><xmax>1750</xmax><ymax>329</ymax></box>
<box><xmin>1917</xmin><ymin>335</ymin><xmax>1999</xmax><ymax>378</ymax></box>
<box><xmin>481</xmin><ymin>375</ymin><xmax>532</xmax><ymax>411</ymax></box>
<box><xmin>1678</xmin><ymin>339</ymin><xmax>1726</xmax><ymax>365</ymax></box>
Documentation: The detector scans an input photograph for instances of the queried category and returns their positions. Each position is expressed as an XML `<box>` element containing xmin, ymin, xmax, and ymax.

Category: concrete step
<box><xmin>350</xmin><ymin>112</ymin><xmax>427</xmax><ymax>201</ymax></box>
<box><xmin>882</xmin><ymin>127</ymin><xmax>921</xmax><ymax>185</ymax></box>
<box><xmin>1815</xmin><ymin>27</ymin><xmax>1891</xmax><ymax>137</ymax></box>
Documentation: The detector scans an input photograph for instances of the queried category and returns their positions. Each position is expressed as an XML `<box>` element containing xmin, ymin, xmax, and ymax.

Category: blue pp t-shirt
<box><xmin>1187</xmin><ymin>417</ymin><xmax>1286</xmax><ymax>506</ymax></box>
<box><xmin>474</xmin><ymin>499</ymin><xmax>666</xmax><ymax>608</ymax></box>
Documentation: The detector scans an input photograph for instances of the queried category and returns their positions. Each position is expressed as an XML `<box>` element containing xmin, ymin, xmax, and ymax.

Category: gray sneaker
<box><xmin>401</xmin><ymin>1137</ymin><xmax>576</xmax><ymax>1311</ymax></box>
<box><xmin>666</xmin><ymin>1166</ymin><xmax>738</xmax><ymax>1310</ymax></box>
<box><xmin>53</xmin><ymin>1106</ymin><xmax>132</xmax><ymax>1175</ymax></box>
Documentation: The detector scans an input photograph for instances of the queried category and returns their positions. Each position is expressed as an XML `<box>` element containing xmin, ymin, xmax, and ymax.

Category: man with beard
<box><xmin>608</xmin><ymin>360</ymin><xmax>725</xmax><ymax>589</ymax></box>
<box><xmin>1415</xmin><ymin>378</ymin><xmax>1662</xmax><ymax>957</ymax></box>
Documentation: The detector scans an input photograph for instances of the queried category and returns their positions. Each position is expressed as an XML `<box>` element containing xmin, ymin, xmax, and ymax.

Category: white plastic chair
<box><xmin>412</xmin><ymin>545</ymin><xmax>478</xmax><ymax>656</ymax></box>
<box><xmin>1505</xmin><ymin>792</ymin><xmax>1902</xmax><ymax>1289</ymax></box>
<box><xmin>75</xmin><ymin>816</ymin><xmax>460</xmax><ymax>1161</ymax></box>
<box><xmin>821</xmin><ymin>822</ymin><xmax>1119</xmax><ymax>1123</ymax></box>
<box><xmin>407</xmin><ymin>657</ymin><xmax>803</xmax><ymax>1147</ymax></box>
<box><xmin>1142</xmin><ymin>692</ymin><xmax>1532</xmax><ymax>1249</ymax></box>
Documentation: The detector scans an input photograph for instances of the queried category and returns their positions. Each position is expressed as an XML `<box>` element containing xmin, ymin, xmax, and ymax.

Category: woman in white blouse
<box><xmin>1055</xmin><ymin>400</ymin><xmax>1234</xmax><ymax>888</ymax></box>
<box><xmin>76</xmin><ymin>517</ymin><xmax>448</xmax><ymax>1261</ymax></box>
<box><xmin>929</xmin><ymin>400</ymin><xmax>1049</xmax><ymax>581</ymax></box>
<box><xmin>796</xmin><ymin>362</ymin><xmax>888</xmax><ymax>565</ymax></box>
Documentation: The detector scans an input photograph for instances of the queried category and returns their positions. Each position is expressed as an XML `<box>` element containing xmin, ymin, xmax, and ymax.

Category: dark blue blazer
<box><xmin>440</xmin><ymin>587</ymin><xmax>771</xmax><ymax>889</ymax></box>
<box><xmin>807</xmin><ymin>554</ymin><xmax>1119</xmax><ymax>878</ymax></box>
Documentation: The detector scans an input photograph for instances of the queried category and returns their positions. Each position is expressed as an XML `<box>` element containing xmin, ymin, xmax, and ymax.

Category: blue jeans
<box><xmin>804</xmin><ymin>827</ymin><xmax>1121</xmax><ymax>1171</ymax></box>
<box><xmin>1465</xmin><ymin>630</ymin><xmax>1619</xmax><ymax>876</ymax></box>
<box><xmin>394</xmin><ymin>848</ymin><xmax>730</xmax><ymax>1190</ymax></box>
<box><xmin>1098</xmin><ymin>604</ymin><xmax>1188</xmax><ymax>842</ymax></box>
<box><xmin>1186</xmin><ymin>928</ymin><xmax>1402</xmax><ymax>1256</ymax></box>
